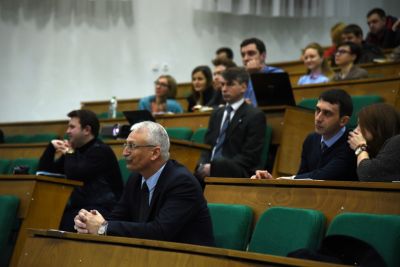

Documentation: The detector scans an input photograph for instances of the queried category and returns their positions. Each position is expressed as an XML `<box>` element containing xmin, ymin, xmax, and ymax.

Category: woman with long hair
<box><xmin>186</xmin><ymin>65</ymin><xmax>216</xmax><ymax>112</ymax></box>
<box><xmin>348</xmin><ymin>103</ymin><xmax>400</xmax><ymax>181</ymax></box>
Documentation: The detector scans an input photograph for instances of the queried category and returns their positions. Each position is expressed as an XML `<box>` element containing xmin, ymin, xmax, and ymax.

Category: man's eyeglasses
<box><xmin>335</xmin><ymin>49</ymin><xmax>352</xmax><ymax>55</ymax></box>
<box><xmin>154</xmin><ymin>81</ymin><xmax>169</xmax><ymax>88</ymax></box>
<box><xmin>123</xmin><ymin>143</ymin><xmax>157</xmax><ymax>151</ymax></box>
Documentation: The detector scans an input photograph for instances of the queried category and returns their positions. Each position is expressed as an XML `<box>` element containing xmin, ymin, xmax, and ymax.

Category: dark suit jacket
<box><xmin>199</xmin><ymin>101</ymin><xmax>266</xmax><ymax>177</ymax></box>
<box><xmin>107</xmin><ymin>160</ymin><xmax>215</xmax><ymax>247</ymax></box>
<box><xmin>295</xmin><ymin>131</ymin><xmax>358</xmax><ymax>180</ymax></box>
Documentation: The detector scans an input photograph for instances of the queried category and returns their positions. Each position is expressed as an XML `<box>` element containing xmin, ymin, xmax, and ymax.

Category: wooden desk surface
<box><xmin>18</xmin><ymin>229</ymin><xmax>344</xmax><ymax>267</ymax></box>
<box><xmin>0</xmin><ymin>175</ymin><xmax>82</xmax><ymax>267</ymax></box>
<box><xmin>204</xmin><ymin>178</ymin><xmax>400</xmax><ymax>226</ymax></box>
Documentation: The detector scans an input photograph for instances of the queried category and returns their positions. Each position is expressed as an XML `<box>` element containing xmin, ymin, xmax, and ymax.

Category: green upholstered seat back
<box><xmin>8</xmin><ymin>158</ymin><xmax>39</xmax><ymax>175</ymax></box>
<box><xmin>28</xmin><ymin>133</ymin><xmax>59</xmax><ymax>143</ymax></box>
<box><xmin>248</xmin><ymin>206</ymin><xmax>326</xmax><ymax>256</ymax></box>
<box><xmin>0</xmin><ymin>159</ymin><xmax>11</xmax><ymax>174</ymax></box>
<box><xmin>208</xmin><ymin>203</ymin><xmax>253</xmax><ymax>250</ymax></box>
<box><xmin>165</xmin><ymin>127</ymin><xmax>193</xmax><ymax>141</ymax></box>
<box><xmin>118</xmin><ymin>158</ymin><xmax>131</xmax><ymax>185</ymax></box>
<box><xmin>258</xmin><ymin>124</ymin><xmax>273</xmax><ymax>169</ymax></box>
<box><xmin>327</xmin><ymin>212</ymin><xmax>400</xmax><ymax>267</ymax></box>
<box><xmin>191</xmin><ymin>128</ymin><xmax>208</xmax><ymax>144</ymax></box>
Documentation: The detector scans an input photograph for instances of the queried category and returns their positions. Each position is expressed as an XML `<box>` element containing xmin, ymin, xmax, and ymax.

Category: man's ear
<box><xmin>82</xmin><ymin>125</ymin><xmax>92</xmax><ymax>136</ymax></box>
<box><xmin>150</xmin><ymin>147</ymin><xmax>161</xmax><ymax>161</ymax></box>
<box><xmin>260</xmin><ymin>52</ymin><xmax>267</xmax><ymax>62</ymax></box>
<box><xmin>339</xmin><ymin>116</ymin><xmax>350</xmax><ymax>127</ymax></box>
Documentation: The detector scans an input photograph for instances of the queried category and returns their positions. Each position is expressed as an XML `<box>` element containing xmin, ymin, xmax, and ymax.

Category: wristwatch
<box><xmin>355</xmin><ymin>144</ymin><xmax>367</xmax><ymax>156</ymax></box>
<box><xmin>97</xmin><ymin>221</ymin><xmax>108</xmax><ymax>235</ymax></box>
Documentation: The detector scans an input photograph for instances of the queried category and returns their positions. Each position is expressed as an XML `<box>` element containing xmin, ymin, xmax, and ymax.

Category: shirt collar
<box><xmin>141</xmin><ymin>163</ymin><xmax>166</xmax><ymax>192</ymax></box>
<box><xmin>226</xmin><ymin>98</ymin><xmax>245</xmax><ymax>112</ymax></box>
<box><xmin>321</xmin><ymin>126</ymin><xmax>346</xmax><ymax>147</ymax></box>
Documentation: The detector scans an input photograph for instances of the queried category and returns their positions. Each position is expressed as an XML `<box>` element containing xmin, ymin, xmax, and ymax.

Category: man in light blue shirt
<box><xmin>240</xmin><ymin>38</ymin><xmax>284</xmax><ymax>106</ymax></box>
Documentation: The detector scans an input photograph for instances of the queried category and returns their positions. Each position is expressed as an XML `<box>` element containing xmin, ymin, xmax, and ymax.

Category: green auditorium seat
<box><xmin>4</xmin><ymin>135</ymin><xmax>30</xmax><ymax>144</ymax></box>
<box><xmin>0</xmin><ymin>159</ymin><xmax>11</xmax><ymax>174</ymax></box>
<box><xmin>118</xmin><ymin>158</ymin><xmax>131</xmax><ymax>185</ymax></box>
<box><xmin>190</xmin><ymin>128</ymin><xmax>208</xmax><ymax>144</ymax></box>
<box><xmin>0</xmin><ymin>195</ymin><xmax>19</xmax><ymax>267</ymax></box>
<box><xmin>327</xmin><ymin>212</ymin><xmax>400</xmax><ymax>267</ymax></box>
<box><xmin>28</xmin><ymin>133</ymin><xmax>59</xmax><ymax>143</ymax></box>
<box><xmin>165</xmin><ymin>127</ymin><xmax>193</xmax><ymax>141</ymax></box>
<box><xmin>248</xmin><ymin>207</ymin><xmax>325</xmax><ymax>257</ymax></box>
<box><xmin>257</xmin><ymin>124</ymin><xmax>273</xmax><ymax>169</ymax></box>
<box><xmin>208</xmin><ymin>203</ymin><xmax>253</xmax><ymax>250</ymax></box>
<box><xmin>8</xmin><ymin>158</ymin><xmax>39</xmax><ymax>175</ymax></box>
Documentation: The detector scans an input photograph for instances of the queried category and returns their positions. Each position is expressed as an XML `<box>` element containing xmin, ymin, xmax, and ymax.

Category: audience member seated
<box><xmin>348</xmin><ymin>103</ymin><xmax>400</xmax><ymax>181</ymax></box>
<box><xmin>324</xmin><ymin>22</ymin><xmax>346</xmax><ymax>66</ymax></box>
<box><xmin>298</xmin><ymin>42</ymin><xmax>333</xmax><ymax>85</ymax></box>
<box><xmin>240</xmin><ymin>37</ymin><xmax>283</xmax><ymax>106</ymax></box>
<box><xmin>186</xmin><ymin>65</ymin><xmax>216</xmax><ymax>112</ymax></box>
<box><xmin>138</xmin><ymin>75</ymin><xmax>183</xmax><ymax>114</ymax></box>
<box><xmin>252</xmin><ymin>89</ymin><xmax>357</xmax><ymax>181</ymax></box>
<box><xmin>342</xmin><ymin>24</ymin><xmax>385</xmax><ymax>64</ymax></box>
<box><xmin>332</xmin><ymin>42</ymin><xmax>368</xmax><ymax>81</ymax></box>
<box><xmin>38</xmin><ymin>109</ymin><xmax>123</xmax><ymax>232</ymax></box>
<box><xmin>365</xmin><ymin>8</ymin><xmax>400</xmax><ymax>49</ymax></box>
<box><xmin>215</xmin><ymin>47</ymin><xmax>234</xmax><ymax>61</ymax></box>
<box><xmin>207</xmin><ymin>57</ymin><xmax>237</xmax><ymax>108</ymax></box>
<box><xmin>195</xmin><ymin>67</ymin><xmax>266</xmax><ymax>184</ymax></box>
<box><xmin>73</xmin><ymin>121</ymin><xmax>215</xmax><ymax>246</ymax></box>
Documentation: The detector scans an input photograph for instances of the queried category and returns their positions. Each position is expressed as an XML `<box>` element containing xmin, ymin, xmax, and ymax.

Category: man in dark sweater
<box><xmin>38</xmin><ymin>109</ymin><xmax>123</xmax><ymax>231</ymax></box>
<box><xmin>252</xmin><ymin>89</ymin><xmax>358</xmax><ymax>181</ymax></box>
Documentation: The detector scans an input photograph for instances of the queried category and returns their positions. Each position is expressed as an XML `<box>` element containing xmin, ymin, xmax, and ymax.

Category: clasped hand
<box><xmin>74</xmin><ymin>209</ymin><xmax>105</xmax><ymax>234</ymax></box>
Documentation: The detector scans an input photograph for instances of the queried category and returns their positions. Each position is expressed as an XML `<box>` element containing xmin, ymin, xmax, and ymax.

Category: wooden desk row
<box><xmin>204</xmin><ymin>178</ymin><xmax>400</xmax><ymax>226</ymax></box>
<box><xmin>0</xmin><ymin>175</ymin><xmax>81</xmax><ymax>267</ymax></box>
<box><xmin>19</xmin><ymin>229</ymin><xmax>342</xmax><ymax>267</ymax></box>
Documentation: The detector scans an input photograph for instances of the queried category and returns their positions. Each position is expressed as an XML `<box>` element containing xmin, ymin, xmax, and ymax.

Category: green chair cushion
<box><xmin>118</xmin><ymin>158</ymin><xmax>131</xmax><ymax>185</ymax></box>
<box><xmin>191</xmin><ymin>128</ymin><xmax>208</xmax><ymax>144</ymax></box>
<box><xmin>8</xmin><ymin>158</ymin><xmax>39</xmax><ymax>175</ymax></box>
<box><xmin>248</xmin><ymin>206</ymin><xmax>326</xmax><ymax>257</ymax></box>
<box><xmin>0</xmin><ymin>159</ymin><xmax>11</xmax><ymax>174</ymax></box>
<box><xmin>208</xmin><ymin>203</ymin><xmax>253</xmax><ymax>250</ymax></box>
<box><xmin>165</xmin><ymin>127</ymin><xmax>193</xmax><ymax>141</ymax></box>
<box><xmin>327</xmin><ymin>212</ymin><xmax>400</xmax><ymax>267</ymax></box>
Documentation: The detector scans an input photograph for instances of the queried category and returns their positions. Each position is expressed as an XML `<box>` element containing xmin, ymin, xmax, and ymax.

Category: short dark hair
<box><xmin>216</xmin><ymin>47</ymin><xmax>234</xmax><ymax>60</ymax></box>
<box><xmin>343</xmin><ymin>24</ymin><xmax>363</xmax><ymax>38</ymax></box>
<box><xmin>337</xmin><ymin>41</ymin><xmax>362</xmax><ymax>63</ymax></box>
<box><xmin>221</xmin><ymin>67</ymin><xmax>249</xmax><ymax>85</ymax></box>
<box><xmin>367</xmin><ymin>8</ymin><xmax>386</xmax><ymax>19</ymax></box>
<box><xmin>67</xmin><ymin>109</ymin><xmax>100</xmax><ymax>138</ymax></box>
<box><xmin>318</xmin><ymin>89</ymin><xmax>353</xmax><ymax>118</ymax></box>
<box><xmin>211</xmin><ymin>57</ymin><xmax>237</xmax><ymax>68</ymax></box>
<box><xmin>240</xmin><ymin>38</ymin><xmax>266</xmax><ymax>54</ymax></box>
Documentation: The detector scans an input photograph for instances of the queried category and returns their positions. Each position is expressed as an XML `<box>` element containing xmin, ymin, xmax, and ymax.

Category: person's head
<box><xmin>212</xmin><ymin>57</ymin><xmax>237</xmax><ymax>90</ymax></box>
<box><xmin>342</xmin><ymin>24</ymin><xmax>364</xmax><ymax>46</ymax></box>
<box><xmin>191</xmin><ymin>65</ymin><xmax>213</xmax><ymax>93</ymax></box>
<box><xmin>240</xmin><ymin>38</ymin><xmax>266</xmax><ymax>69</ymax></box>
<box><xmin>221</xmin><ymin>67</ymin><xmax>249</xmax><ymax>104</ymax></box>
<box><xmin>66</xmin><ymin>109</ymin><xmax>99</xmax><ymax>148</ymax></box>
<box><xmin>367</xmin><ymin>8</ymin><xmax>387</xmax><ymax>35</ymax></box>
<box><xmin>302</xmin><ymin>42</ymin><xmax>331</xmax><ymax>75</ymax></box>
<box><xmin>357</xmin><ymin>103</ymin><xmax>400</xmax><ymax>156</ymax></box>
<box><xmin>216</xmin><ymin>47</ymin><xmax>234</xmax><ymax>60</ymax></box>
<box><xmin>330</xmin><ymin>22</ymin><xmax>347</xmax><ymax>46</ymax></box>
<box><xmin>123</xmin><ymin>121</ymin><xmax>170</xmax><ymax>178</ymax></box>
<box><xmin>154</xmin><ymin>75</ymin><xmax>177</xmax><ymax>99</ymax></box>
<box><xmin>314</xmin><ymin>89</ymin><xmax>353</xmax><ymax>139</ymax></box>
<box><xmin>334</xmin><ymin>42</ymin><xmax>361</xmax><ymax>67</ymax></box>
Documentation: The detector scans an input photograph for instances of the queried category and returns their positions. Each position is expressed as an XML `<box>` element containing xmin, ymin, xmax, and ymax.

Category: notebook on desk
<box><xmin>251</xmin><ymin>72</ymin><xmax>296</xmax><ymax>106</ymax></box>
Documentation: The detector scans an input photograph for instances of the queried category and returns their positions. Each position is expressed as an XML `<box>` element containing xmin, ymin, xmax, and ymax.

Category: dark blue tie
<box><xmin>321</xmin><ymin>142</ymin><xmax>328</xmax><ymax>153</ymax></box>
<box><xmin>212</xmin><ymin>105</ymin><xmax>233</xmax><ymax>160</ymax></box>
<box><xmin>139</xmin><ymin>182</ymin><xmax>149</xmax><ymax>222</ymax></box>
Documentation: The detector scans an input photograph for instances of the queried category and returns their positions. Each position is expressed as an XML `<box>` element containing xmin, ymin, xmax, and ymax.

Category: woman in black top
<box><xmin>186</xmin><ymin>65</ymin><xmax>216</xmax><ymax>112</ymax></box>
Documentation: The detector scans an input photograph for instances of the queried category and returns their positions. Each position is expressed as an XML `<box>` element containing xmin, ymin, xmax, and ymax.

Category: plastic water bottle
<box><xmin>108</xmin><ymin>96</ymin><xmax>117</xmax><ymax>119</ymax></box>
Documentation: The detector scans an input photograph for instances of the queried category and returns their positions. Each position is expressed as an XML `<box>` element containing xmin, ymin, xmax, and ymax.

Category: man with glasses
<box><xmin>195</xmin><ymin>67</ymin><xmax>266</xmax><ymax>184</ymax></box>
<box><xmin>332</xmin><ymin>42</ymin><xmax>368</xmax><ymax>81</ymax></box>
<box><xmin>38</xmin><ymin>109</ymin><xmax>123</xmax><ymax>232</ymax></box>
<box><xmin>74</xmin><ymin>121</ymin><xmax>215</xmax><ymax>246</ymax></box>
<box><xmin>138</xmin><ymin>75</ymin><xmax>183</xmax><ymax>114</ymax></box>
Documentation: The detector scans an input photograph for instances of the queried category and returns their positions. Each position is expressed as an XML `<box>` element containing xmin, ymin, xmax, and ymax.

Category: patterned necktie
<box><xmin>139</xmin><ymin>182</ymin><xmax>149</xmax><ymax>222</ymax></box>
<box><xmin>212</xmin><ymin>105</ymin><xmax>233</xmax><ymax>160</ymax></box>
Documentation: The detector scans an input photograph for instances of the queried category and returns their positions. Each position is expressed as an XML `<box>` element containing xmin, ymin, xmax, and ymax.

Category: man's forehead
<box><xmin>241</xmin><ymin>43</ymin><xmax>258</xmax><ymax>52</ymax></box>
<box><xmin>317</xmin><ymin>100</ymin><xmax>339</xmax><ymax>111</ymax></box>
